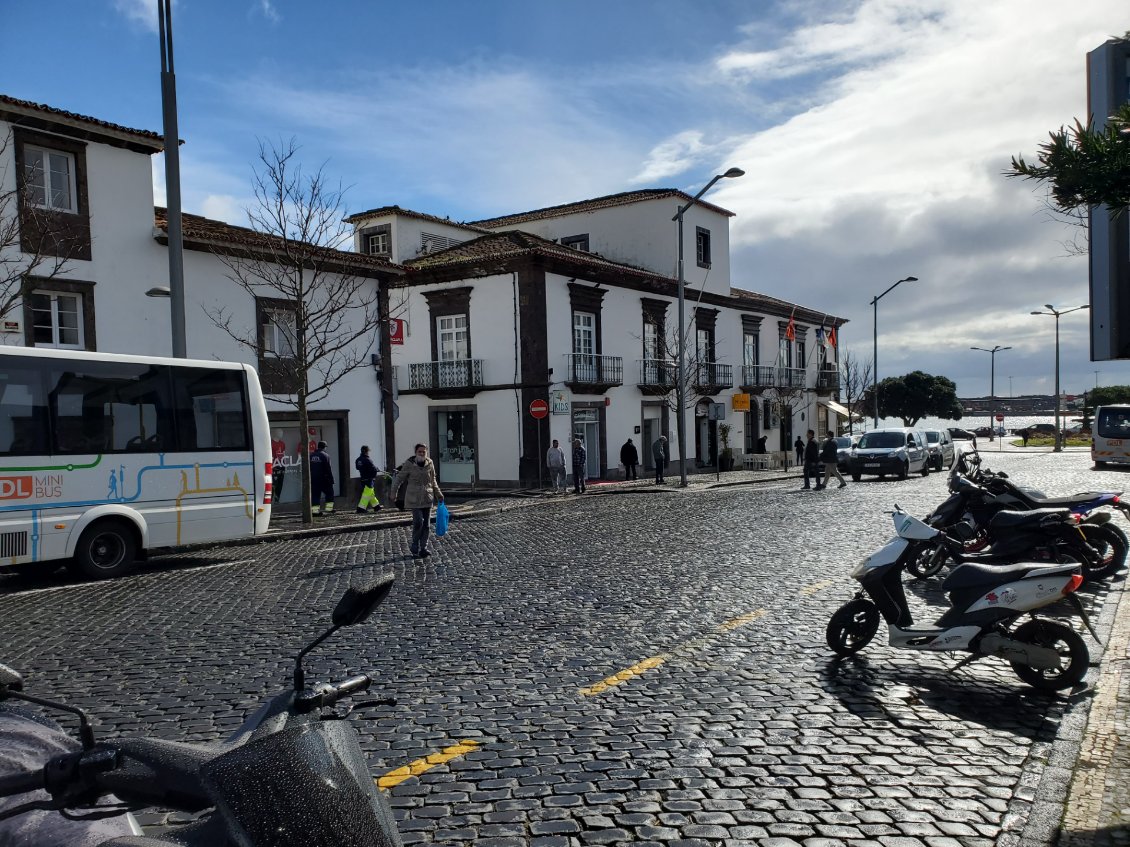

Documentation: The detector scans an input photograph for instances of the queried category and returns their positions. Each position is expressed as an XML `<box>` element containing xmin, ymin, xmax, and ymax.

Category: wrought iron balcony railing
<box><xmin>692</xmin><ymin>361</ymin><xmax>733</xmax><ymax>390</ymax></box>
<box><xmin>564</xmin><ymin>353</ymin><xmax>623</xmax><ymax>386</ymax></box>
<box><xmin>408</xmin><ymin>358</ymin><xmax>485</xmax><ymax>390</ymax></box>
<box><xmin>817</xmin><ymin>370</ymin><xmax>840</xmax><ymax>392</ymax></box>
<box><xmin>740</xmin><ymin>365</ymin><xmax>774</xmax><ymax>388</ymax></box>
<box><xmin>638</xmin><ymin>358</ymin><xmax>676</xmax><ymax>389</ymax></box>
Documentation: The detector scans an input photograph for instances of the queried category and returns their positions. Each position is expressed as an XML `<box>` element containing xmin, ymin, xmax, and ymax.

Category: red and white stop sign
<box><xmin>529</xmin><ymin>399</ymin><xmax>549</xmax><ymax>419</ymax></box>
<box><xmin>995</xmin><ymin>414</ymin><xmax>1004</xmax><ymax>422</ymax></box>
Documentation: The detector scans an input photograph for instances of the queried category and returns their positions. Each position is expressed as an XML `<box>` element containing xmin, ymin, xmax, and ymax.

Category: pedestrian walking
<box><xmin>354</xmin><ymin>445</ymin><xmax>382</xmax><ymax>513</ymax></box>
<box><xmin>571</xmin><ymin>438</ymin><xmax>587</xmax><ymax>494</ymax></box>
<box><xmin>802</xmin><ymin>430</ymin><xmax>821</xmax><ymax>490</ymax></box>
<box><xmin>309</xmin><ymin>440</ymin><xmax>335</xmax><ymax>515</ymax></box>
<box><xmin>271</xmin><ymin>429</ymin><xmax>288</xmax><ymax>501</ymax></box>
<box><xmin>393</xmin><ymin>443</ymin><xmax>444</xmax><ymax>558</ymax></box>
<box><xmin>546</xmin><ymin>438</ymin><xmax>567</xmax><ymax>494</ymax></box>
<box><xmin>794</xmin><ymin>436</ymin><xmax>805</xmax><ymax>467</ymax></box>
<box><xmin>1021</xmin><ymin>428</ymin><xmax>1030</xmax><ymax>447</ymax></box>
<box><xmin>620</xmin><ymin>437</ymin><xmax>639</xmax><ymax>480</ymax></box>
<box><xmin>755</xmin><ymin>435</ymin><xmax>768</xmax><ymax>454</ymax></box>
<box><xmin>652</xmin><ymin>435</ymin><xmax>669</xmax><ymax>484</ymax></box>
<box><xmin>820</xmin><ymin>431</ymin><xmax>848</xmax><ymax>489</ymax></box>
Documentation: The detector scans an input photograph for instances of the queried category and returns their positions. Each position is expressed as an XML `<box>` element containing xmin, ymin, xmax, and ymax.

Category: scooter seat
<box><xmin>1025</xmin><ymin>491</ymin><xmax>1114</xmax><ymax>508</ymax></box>
<box><xmin>940</xmin><ymin>561</ymin><xmax>1062</xmax><ymax>591</ymax></box>
<box><xmin>987</xmin><ymin>508</ymin><xmax>1070</xmax><ymax>530</ymax></box>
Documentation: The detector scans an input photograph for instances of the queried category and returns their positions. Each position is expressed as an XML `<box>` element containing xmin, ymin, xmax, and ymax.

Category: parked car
<box><xmin>1015</xmin><ymin>423</ymin><xmax>1057</xmax><ymax>435</ymax></box>
<box><xmin>923</xmin><ymin>429</ymin><xmax>955</xmax><ymax>471</ymax></box>
<box><xmin>847</xmin><ymin>427</ymin><xmax>930</xmax><ymax>481</ymax></box>
<box><xmin>948</xmin><ymin>427</ymin><xmax>977</xmax><ymax>442</ymax></box>
<box><xmin>834</xmin><ymin>436</ymin><xmax>853</xmax><ymax>472</ymax></box>
<box><xmin>972</xmin><ymin>425</ymin><xmax>1004</xmax><ymax>438</ymax></box>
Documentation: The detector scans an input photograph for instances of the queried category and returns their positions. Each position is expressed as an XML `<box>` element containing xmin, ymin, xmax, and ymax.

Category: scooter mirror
<box><xmin>332</xmin><ymin>574</ymin><xmax>395</xmax><ymax>628</ymax></box>
<box><xmin>0</xmin><ymin>663</ymin><xmax>24</xmax><ymax>695</ymax></box>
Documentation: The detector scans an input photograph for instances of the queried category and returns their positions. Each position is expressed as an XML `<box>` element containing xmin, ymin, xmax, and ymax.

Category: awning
<box><xmin>819</xmin><ymin>399</ymin><xmax>852</xmax><ymax>417</ymax></box>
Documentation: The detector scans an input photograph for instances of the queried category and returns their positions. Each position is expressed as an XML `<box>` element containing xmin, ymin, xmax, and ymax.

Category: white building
<box><xmin>0</xmin><ymin>94</ymin><xmax>400</xmax><ymax>507</ymax></box>
<box><xmin>347</xmin><ymin>190</ymin><xmax>848</xmax><ymax>488</ymax></box>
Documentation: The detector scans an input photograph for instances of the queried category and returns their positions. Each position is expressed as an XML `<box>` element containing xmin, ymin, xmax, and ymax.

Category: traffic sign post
<box><xmin>530</xmin><ymin>399</ymin><xmax>549</xmax><ymax>490</ymax></box>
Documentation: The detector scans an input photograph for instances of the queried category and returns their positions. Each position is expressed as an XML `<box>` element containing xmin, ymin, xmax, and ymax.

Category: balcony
<box><xmin>776</xmin><ymin>367</ymin><xmax>806</xmax><ymax>390</ymax></box>
<box><xmin>564</xmin><ymin>353</ymin><xmax>623</xmax><ymax>393</ymax></box>
<box><xmin>740</xmin><ymin>365</ymin><xmax>775</xmax><ymax>391</ymax></box>
<box><xmin>816</xmin><ymin>369</ymin><xmax>840</xmax><ymax>393</ymax></box>
<box><xmin>637</xmin><ymin>358</ymin><xmax>676</xmax><ymax>394</ymax></box>
<box><xmin>405</xmin><ymin>358</ymin><xmax>485</xmax><ymax>398</ymax></box>
<box><xmin>692</xmin><ymin>361</ymin><xmax>733</xmax><ymax>392</ymax></box>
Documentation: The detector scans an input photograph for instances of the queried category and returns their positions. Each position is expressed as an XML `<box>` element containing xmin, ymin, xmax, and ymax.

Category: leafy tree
<box><xmin>1088</xmin><ymin>385</ymin><xmax>1130</xmax><ymax>407</ymax></box>
<box><xmin>864</xmin><ymin>371</ymin><xmax>962</xmax><ymax>427</ymax></box>
<box><xmin>1008</xmin><ymin>100</ymin><xmax>1130</xmax><ymax>215</ymax></box>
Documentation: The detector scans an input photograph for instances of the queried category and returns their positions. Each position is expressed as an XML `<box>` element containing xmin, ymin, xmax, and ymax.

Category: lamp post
<box><xmin>1030</xmin><ymin>304</ymin><xmax>1089</xmax><ymax>452</ymax></box>
<box><xmin>158</xmin><ymin>0</ymin><xmax>187</xmax><ymax>357</ymax></box>
<box><xmin>970</xmin><ymin>344</ymin><xmax>1011</xmax><ymax>434</ymax></box>
<box><xmin>672</xmin><ymin>167</ymin><xmax>744</xmax><ymax>487</ymax></box>
<box><xmin>870</xmin><ymin>276</ymin><xmax>918</xmax><ymax>428</ymax></box>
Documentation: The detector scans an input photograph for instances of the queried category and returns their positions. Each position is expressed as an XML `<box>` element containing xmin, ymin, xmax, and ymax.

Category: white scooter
<box><xmin>826</xmin><ymin>506</ymin><xmax>1095</xmax><ymax>691</ymax></box>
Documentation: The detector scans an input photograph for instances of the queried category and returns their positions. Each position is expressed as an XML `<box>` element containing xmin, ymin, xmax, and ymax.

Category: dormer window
<box><xmin>695</xmin><ymin>227</ymin><xmax>711</xmax><ymax>269</ymax></box>
<box><xmin>561</xmin><ymin>234</ymin><xmax>589</xmax><ymax>252</ymax></box>
<box><xmin>361</xmin><ymin>223</ymin><xmax>391</xmax><ymax>257</ymax></box>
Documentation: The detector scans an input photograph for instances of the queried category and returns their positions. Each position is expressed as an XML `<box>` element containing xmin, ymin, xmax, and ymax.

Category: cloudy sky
<box><xmin>3</xmin><ymin>0</ymin><xmax>1127</xmax><ymax>402</ymax></box>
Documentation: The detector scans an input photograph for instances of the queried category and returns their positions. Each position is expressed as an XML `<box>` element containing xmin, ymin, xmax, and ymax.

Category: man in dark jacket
<box><xmin>572</xmin><ymin>438</ymin><xmax>587</xmax><ymax>494</ymax></box>
<box><xmin>802</xmin><ymin>430</ymin><xmax>821</xmax><ymax>490</ymax></box>
<box><xmin>354</xmin><ymin>445</ymin><xmax>382</xmax><ymax>513</ymax></box>
<box><xmin>620</xmin><ymin>438</ymin><xmax>639</xmax><ymax>480</ymax></box>
<box><xmin>820</xmin><ymin>431</ymin><xmax>847</xmax><ymax>489</ymax></box>
<box><xmin>652</xmin><ymin>435</ymin><xmax>669</xmax><ymax>484</ymax></box>
<box><xmin>310</xmin><ymin>440</ymin><xmax>335</xmax><ymax>515</ymax></box>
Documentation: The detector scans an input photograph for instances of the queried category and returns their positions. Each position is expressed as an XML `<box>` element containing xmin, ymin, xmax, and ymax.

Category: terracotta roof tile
<box><xmin>469</xmin><ymin>189</ymin><xmax>735</xmax><ymax>229</ymax></box>
<box><xmin>154</xmin><ymin>207</ymin><xmax>402</xmax><ymax>275</ymax></box>
<box><xmin>0</xmin><ymin>94</ymin><xmax>163</xmax><ymax>148</ymax></box>
<box><xmin>344</xmin><ymin>204</ymin><xmax>491</xmax><ymax>233</ymax></box>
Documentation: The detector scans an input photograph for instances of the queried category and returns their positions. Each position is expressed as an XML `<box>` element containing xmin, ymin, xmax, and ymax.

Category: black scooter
<box><xmin>0</xmin><ymin>576</ymin><xmax>403</xmax><ymax>847</ymax></box>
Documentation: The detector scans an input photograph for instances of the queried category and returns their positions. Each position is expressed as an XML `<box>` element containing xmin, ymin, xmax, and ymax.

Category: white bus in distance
<box><xmin>0</xmin><ymin>347</ymin><xmax>273</xmax><ymax>579</ymax></box>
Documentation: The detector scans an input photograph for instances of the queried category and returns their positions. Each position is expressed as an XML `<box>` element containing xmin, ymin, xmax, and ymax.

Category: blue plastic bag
<box><xmin>435</xmin><ymin>501</ymin><xmax>450</xmax><ymax>537</ymax></box>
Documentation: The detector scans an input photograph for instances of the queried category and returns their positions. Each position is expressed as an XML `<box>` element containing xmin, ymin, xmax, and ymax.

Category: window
<box><xmin>643</xmin><ymin>321</ymin><xmax>660</xmax><ymax>360</ymax></box>
<box><xmin>561</xmin><ymin>234</ymin><xmax>589</xmax><ymax>252</ymax></box>
<box><xmin>175</xmin><ymin>368</ymin><xmax>250</xmax><ymax>451</ymax></box>
<box><xmin>695</xmin><ymin>226</ymin><xmax>711</xmax><ymax>268</ymax></box>
<box><xmin>797</xmin><ymin>340</ymin><xmax>806</xmax><ymax>369</ymax></box>
<box><xmin>51</xmin><ymin>362</ymin><xmax>174</xmax><ymax>454</ymax></box>
<box><xmin>23</xmin><ymin>146</ymin><xmax>77</xmax><ymax>213</ymax></box>
<box><xmin>262</xmin><ymin>308</ymin><xmax>297</xmax><ymax>358</ymax></box>
<box><xmin>367</xmin><ymin>230</ymin><xmax>390</xmax><ymax>256</ymax></box>
<box><xmin>437</xmin><ymin>314</ymin><xmax>469</xmax><ymax>361</ymax></box>
<box><xmin>574</xmin><ymin>312</ymin><xmax>595</xmax><ymax>357</ymax></box>
<box><xmin>743</xmin><ymin>332</ymin><xmax>759</xmax><ymax>367</ymax></box>
<box><xmin>30</xmin><ymin>290</ymin><xmax>83</xmax><ymax>349</ymax></box>
<box><xmin>696</xmin><ymin>328</ymin><xmax>711</xmax><ymax>362</ymax></box>
<box><xmin>779</xmin><ymin>335</ymin><xmax>792</xmax><ymax>368</ymax></box>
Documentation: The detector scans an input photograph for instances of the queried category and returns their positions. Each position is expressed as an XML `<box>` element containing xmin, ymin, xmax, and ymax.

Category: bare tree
<box><xmin>206</xmin><ymin>139</ymin><xmax>384</xmax><ymax>524</ymax></box>
<box><xmin>839</xmin><ymin>350</ymin><xmax>873</xmax><ymax>434</ymax></box>
<box><xmin>0</xmin><ymin>128</ymin><xmax>81</xmax><ymax>327</ymax></box>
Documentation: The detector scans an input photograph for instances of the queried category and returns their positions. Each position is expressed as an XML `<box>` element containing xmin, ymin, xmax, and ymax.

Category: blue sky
<box><xmin>3</xmin><ymin>0</ymin><xmax>1128</xmax><ymax>404</ymax></box>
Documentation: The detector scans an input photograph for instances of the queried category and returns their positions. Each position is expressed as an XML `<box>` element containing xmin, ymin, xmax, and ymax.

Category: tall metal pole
<box><xmin>869</xmin><ymin>276</ymin><xmax>917</xmax><ymax>429</ymax></box>
<box><xmin>159</xmin><ymin>0</ymin><xmax>187</xmax><ymax>358</ymax></box>
<box><xmin>1030</xmin><ymin>305</ymin><xmax>1088</xmax><ymax>453</ymax></box>
<box><xmin>671</xmin><ymin>168</ymin><xmax>744</xmax><ymax>487</ymax></box>
<box><xmin>971</xmin><ymin>345</ymin><xmax>1010</xmax><ymax>434</ymax></box>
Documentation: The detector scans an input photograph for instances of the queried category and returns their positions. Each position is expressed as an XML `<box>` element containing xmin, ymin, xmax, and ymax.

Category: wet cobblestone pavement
<box><xmin>1</xmin><ymin>447</ymin><xmax>1128</xmax><ymax>845</ymax></box>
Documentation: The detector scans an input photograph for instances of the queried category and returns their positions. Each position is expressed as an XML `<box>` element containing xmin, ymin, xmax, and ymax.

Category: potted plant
<box><xmin>718</xmin><ymin>423</ymin><xmax>735</xmax><ymax>471</ymax></box>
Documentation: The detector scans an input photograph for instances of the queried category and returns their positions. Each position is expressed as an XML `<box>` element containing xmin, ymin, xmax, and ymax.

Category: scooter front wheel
<box><xmin>907</xmin><ymin>541</ymin><xmax>949</xmax><ymax>579</ymax></box>
<box><xmin>826</xmin><ymin>599</ymin><xmax>880</xmax><ymax>656</ymax></box>
<box><xmin>1009</xmin><ymin>620</ymin><xmax>1089</xmax><ymax>691</ymax></box>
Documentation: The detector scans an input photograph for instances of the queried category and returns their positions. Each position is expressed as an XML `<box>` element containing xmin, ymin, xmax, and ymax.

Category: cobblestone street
<box><xmin>1</xmin><ymin>448</ymin><xmax>1127</xmax><ymax>846</ymax></box>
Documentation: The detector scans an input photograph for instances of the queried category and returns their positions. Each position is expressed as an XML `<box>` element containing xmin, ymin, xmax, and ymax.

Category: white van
<box><xmin>847</xmin><ymin>427</ymin><xmax>931</xmax><ymax>480</ymax></box>
<box><xmin>1092</xmin><ymin>405</ymin><xmax>1130</xmax><ymax>466</ymax></box>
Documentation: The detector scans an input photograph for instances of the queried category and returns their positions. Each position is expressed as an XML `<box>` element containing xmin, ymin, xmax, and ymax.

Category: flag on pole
<box><xmin>816</xmin><ymin>325</ymin><xmax>826</xmax><ymax>346</ymax></box>
<box><xmin>827</xmin><ymin>325</ymin><xmax>837</xmax><ymax>348</ymax></box>
<box><xmin>785</xmin><ymin>310</ymin><xmax>796</xmax><ymax>342</ymax></box>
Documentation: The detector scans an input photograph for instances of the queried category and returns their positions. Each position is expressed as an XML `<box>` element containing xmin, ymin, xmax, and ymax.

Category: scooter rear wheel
<box><xmin>826</xmin><ymin>599</ymin><xmax>880</xmax><ymax>656</ymax></box>
<box><xmin>1079</xmin><ymin>523</ymin><xmax>1128</xmax><ymax>582</ymax></box>
<box><xmin>907</xmin><ymin>541</ymin><xmax>949</xmax><ymax>579</ymax></box>
<box><xmin>1009</xmin><ymin>619</ymin><xmax>1089</xmax><ymax>691</ymax></box>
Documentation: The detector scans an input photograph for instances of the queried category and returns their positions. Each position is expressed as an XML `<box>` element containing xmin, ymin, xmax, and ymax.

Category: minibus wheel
<box><xmin>70</xmin><ymin>520</ymin><xmax>138</xmax><ymax>580</ymax></box>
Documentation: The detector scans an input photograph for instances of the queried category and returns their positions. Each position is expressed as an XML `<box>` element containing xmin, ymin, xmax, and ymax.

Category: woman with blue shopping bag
<box><xmin>392</xmin><ymin>443</ymin><xmax>444</xmax><ymax>558</ymax></box>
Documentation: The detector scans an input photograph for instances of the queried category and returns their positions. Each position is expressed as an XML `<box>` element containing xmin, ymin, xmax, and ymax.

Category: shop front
<box><xmin>268</xmin><ymin>413</ymin><xmax>349</xmax><ymax>508</ymax></box>
<box><xmin>434</xmin><ymin>408</ymin><xmax>477</xmax><ymax>485</ymax></box>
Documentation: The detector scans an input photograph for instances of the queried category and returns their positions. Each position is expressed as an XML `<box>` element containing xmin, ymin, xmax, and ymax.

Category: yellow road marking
<box><xmin>377</xmin><ymin>740</ymin><xmax>480</xmax><ymax>789</ymax></box>
<box><xmin>716</xmin><ymin>609</ymin><xmax>767</xmax><ymax>631</ymax></box>
<box><xmin>579</xmin><ymin>655</ymin><xmax>669</xmax><ymax>696</ymax></box>
<box><xmin>801</xmin><ymin>579</ymin><xmax>835</xmax><ymax>595</ymax></box>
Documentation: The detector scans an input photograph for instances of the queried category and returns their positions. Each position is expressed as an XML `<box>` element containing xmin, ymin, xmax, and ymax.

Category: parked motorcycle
<box><xmin>827</xmin><ymin>506</ymin><xmax>1093</xmax><ymax>691</ymax></box>
<box><xmin>0</xmin><ymin>576</ymin><xmax>404</xmax><ymax>847</ymax></box>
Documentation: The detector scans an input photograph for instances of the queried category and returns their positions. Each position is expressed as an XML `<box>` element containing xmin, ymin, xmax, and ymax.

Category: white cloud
<box><xmin>112</xmin><ymin>0</ymin><xmax>160</xmax><ymax>32</ymax></box>
<box><xmin>252</xmin><ymin>0</ymin><xmax>279</xmax><ymax>23</ymax></box>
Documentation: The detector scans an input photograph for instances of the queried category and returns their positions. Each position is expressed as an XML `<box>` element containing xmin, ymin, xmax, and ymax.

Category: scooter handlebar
<box><xmin>296</xmin><ymin>674</ymin><xmax>373</xmax><ymax>712</ymax></box>
<box><xmin>0</xmin><ymin>769</ymin><xmax>43</xmax><ymax>798</ymax></box>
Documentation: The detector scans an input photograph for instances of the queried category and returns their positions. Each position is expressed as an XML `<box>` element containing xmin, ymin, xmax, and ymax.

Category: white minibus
<box><xmin>0</xmin><ymin>347</ymin><xmax>273</xmax><ymax>578</ymax></box>
<box><xmin>1092</xmin><ymin>404</ymin><xmax>1130</xmax><ymax>467</ymax></box>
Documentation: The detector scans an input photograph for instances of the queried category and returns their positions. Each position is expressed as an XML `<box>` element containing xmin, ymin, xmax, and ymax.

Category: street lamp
<box><xmin>1030</xmin><ymin>304</ymin><xmax>1090</xmax><ymax>452</ymax></box>
<box><xmin>870</xmin><ymin>276</ymin><xmax>918</xmax><ymax>427</ymax></box>
<box><xmin>672</xmin><ymin>167</ymin><xmax>744</xmax><ymax>487</ymax></box>
<box><xmin>970</xmin><ymin>344</ymin><xmax>1011</xmax><ymax>433</ymax></box>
